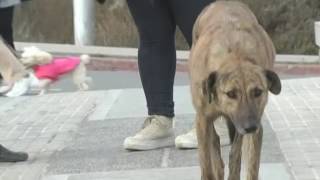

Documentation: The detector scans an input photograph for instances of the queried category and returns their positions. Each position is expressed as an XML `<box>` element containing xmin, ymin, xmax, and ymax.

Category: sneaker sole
<box><xmin>5</xmin><ymin>79</ymin><xmax>30</xmax><ymax>97</ymax></box>
<box><xmin>0</xmin><ymin>85</ymin><xmax>11</xmax><ymax>94</ymax></box>
<box><xmin>124</xmin><ymin>136</ymin><xmax>175</xmax><ymax>151</ymax></box>
<box><xmin>175</xmin><ymin>140</ymin><xmax>231</xmax><ymax>149</ymax></box>
<box><xmin>175</xmin><ymin>141</ymin><xmax>198</xmax><ymax>149</ymax></box>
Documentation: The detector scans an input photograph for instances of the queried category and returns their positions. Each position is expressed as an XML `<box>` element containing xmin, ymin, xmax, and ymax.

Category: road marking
<box><xmin>89</xmin><ymin>90</ymin><xmax>122</xmax><ymax>121</ymax></box>
<box><xmin>161</xmin><ymin>148</ymin><xmax>171</xmax><ymax>168</ymax></box>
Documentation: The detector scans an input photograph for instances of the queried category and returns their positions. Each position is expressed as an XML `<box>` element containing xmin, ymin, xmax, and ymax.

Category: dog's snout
<box><xmin>244</xmin><ymin>125</ymin><xmax>258</xmax><ymax>133</ymax></box>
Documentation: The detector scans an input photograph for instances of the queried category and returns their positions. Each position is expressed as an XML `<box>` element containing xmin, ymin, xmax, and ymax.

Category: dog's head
<box><xmin>20</xmin><ymin>46</ymin><xmax>53</xmax><ymax>67</ymax></box>
<box><xmin>203</xmin><ymin>61</ymin><xmax>281</xmax><ymax>134</ymax></box>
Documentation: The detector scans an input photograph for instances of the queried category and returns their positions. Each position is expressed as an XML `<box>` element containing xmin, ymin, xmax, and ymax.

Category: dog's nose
<box><xmin>244</xmin><ymin>125</ymin><xmax>257</xmax><ymax>133</ymax></box>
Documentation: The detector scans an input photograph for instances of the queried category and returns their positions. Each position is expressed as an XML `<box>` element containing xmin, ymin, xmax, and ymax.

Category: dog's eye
<box><xmin>253</xmin><ymin>88</ymin><xmax>263</xmax><ymax>97</ymax></box>
<box><xmin>226</xmin><ymin>90</ymin><xmax>237</xmax><ymax>99</ymax></box>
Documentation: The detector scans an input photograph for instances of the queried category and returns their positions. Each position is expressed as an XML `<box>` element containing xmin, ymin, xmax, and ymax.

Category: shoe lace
<box><xmin>142</xmin><ymin>116</ymin><xmax>159</xmax><ymax>129</ymax></box>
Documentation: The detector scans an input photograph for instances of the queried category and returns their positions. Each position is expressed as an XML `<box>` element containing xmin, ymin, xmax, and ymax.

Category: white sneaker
<box><xmin>175</xmin><ymin>118</ymin><xmax>231</xmax><ymax>149</ymax></box>
<box><xmin>123</xmin><ymin>115</ymin><xmax>175</xmax><ymax>150</ymax></box>
<box><xmin>0</xmin><ymin>79</ymin><xmax>11</xmax><ymax>94</ymax></box>
<box><xmin>5</xmin><ymin>76</ymin><xmax>31</xmax><ymax>97</ymax></box>
<box><xmin>175</xmin><ymin>127</ymin><xmax>198</xmax><ymax>149</ymax></box>
<box><xmin>0</xmin><ymin>84</ymin><xmax>12</xmax><ymax>94</ymax></box>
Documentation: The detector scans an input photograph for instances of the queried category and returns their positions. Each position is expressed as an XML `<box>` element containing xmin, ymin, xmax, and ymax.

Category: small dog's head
<box><xmin>20</xmin><ymin>46</ymin><xmax>53</xmax><ymax>67</ymax></box>
<box><xmin>203</xmin><ymin>61</ymin><xmax>281</xmax><ymax>134</ymax></box>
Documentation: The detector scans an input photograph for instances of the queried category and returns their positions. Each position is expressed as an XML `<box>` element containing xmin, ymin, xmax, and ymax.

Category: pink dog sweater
<box><xmin>33</xmin><ymin>57</ymin><xmax>81</xmax><ymax>81</ymax></box>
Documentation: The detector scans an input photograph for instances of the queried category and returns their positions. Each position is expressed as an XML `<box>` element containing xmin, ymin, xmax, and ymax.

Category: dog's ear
<box><xmin>265</xmin><ymin>70</ymin><xmax>281</xmax><ymax>95</ymax></box>
<box><xmin>202</xmin><ymin>72</ymin><xmax>217</xmax><ymax>103</ymax></box>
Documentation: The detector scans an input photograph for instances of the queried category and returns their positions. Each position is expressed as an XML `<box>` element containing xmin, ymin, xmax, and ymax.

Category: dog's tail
<box><xmin>80</xmin><ymin>54</ymin><xmax>90</xmax><ymax>64</ymax></box>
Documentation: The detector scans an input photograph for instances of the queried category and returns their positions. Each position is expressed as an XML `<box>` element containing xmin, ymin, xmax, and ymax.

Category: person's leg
<box><xmin>0</xmin><ymin>6</ymin><xmax>28</xmax><ymax>162</ymax></box>
<box><xmin>167</xmin><ymin>0</ymin><xmax>220</xmax><ymax>149</ymax></box>
<box><xmin>0</xmin><ymin>38</ymin><xmax>30</xmax><ymax>97</ymax></box>
<box><xmin>0</xmin><ymin>6</ymin><xmax>15</xmax><ymax>49</ymax></box>
<box><xmin>124</xmin><ymin>0</ymin><xmax>177</xmax><ymax>150</ymax></box>
<box><xmin>0</xmin><ymin>6</ymin><xmax>15</xmax><ymax>81</ymax></box>
<box><xmin>127</xmin><ymin>0</ymin><xmax>176</xmax><ymax>118</ymax></box>
<box><xmin>169</xmin><ymin>0</ymin><xmax>213</xmax><ymax>46</ymax></box>
<box><xmin>0</xmin><ymin>38</ymin><xmax>27</xmax><ymax>85</ymax></box>
<box><xmin>0</xmin><ymin>39</ymin><xmax>27</xmax><ymax>83</ymax></box>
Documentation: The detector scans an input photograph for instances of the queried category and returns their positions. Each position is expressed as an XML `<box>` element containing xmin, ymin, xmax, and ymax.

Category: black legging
<box><xmin>0</xmin><ymin>6</ymin><xmax>15</xmax><ymax>80</ymax></box>
<box><xmin>0</xmin><ymin>6</ymin><xmax>15</xmax><ymax>49</ymax></box>
<box><xmin>127</xmin><ymin>0</ymin><xmax>213</xmax><ymax>117</ymax></box>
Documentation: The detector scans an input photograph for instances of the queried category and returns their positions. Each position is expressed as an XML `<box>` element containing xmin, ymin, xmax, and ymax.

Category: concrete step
<box><xmin>87</xmin><ymin>86</ymin><xmax>195</xmax><ymax>121</ymax></box>
<box><xmin>43</xmin><ymin>163</ymin><xmax>291</xmax><ymax>180</ymax></box>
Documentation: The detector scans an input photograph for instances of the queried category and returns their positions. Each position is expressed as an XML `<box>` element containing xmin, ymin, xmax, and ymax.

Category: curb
<box><xmin>15</xmin><ymin>42</ymin><xmax>320</xmax><ymax>75</ymax></box>
<box><xmin>15</xmin><ymin>42</ymin><xmax>319</xmax><ymax>63</ymax></box>
<box><xmin>88</xmin><ymin>57</ymin><xmax>320</xmax><ymax>76</ymax></box>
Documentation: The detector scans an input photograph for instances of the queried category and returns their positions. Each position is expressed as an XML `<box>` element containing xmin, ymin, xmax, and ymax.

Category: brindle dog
<box><xmin>189</xmin><ymin>1</ymin><xmax>281</xmax><ymax>180</ymax></box>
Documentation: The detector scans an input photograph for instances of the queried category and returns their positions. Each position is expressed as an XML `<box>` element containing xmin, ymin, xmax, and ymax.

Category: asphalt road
<box><xmin>49</xmin><ymin>71</ymin><xmax>189</xmax><ymax>92</ymax></box>
<box><xmin>50</xmin><ymin>70</ymin><xmax>319</xmax><ymax>93</ymax></box>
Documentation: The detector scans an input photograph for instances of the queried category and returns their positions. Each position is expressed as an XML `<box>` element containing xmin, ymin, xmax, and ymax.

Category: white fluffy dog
<box><xmin>17</xmin><ymin>46</ymin><xmax>92</xmax><ymax>95</ymax></box>
<box><xmin>20</xmin><ymin>46</ymin><xmax>53</xmax><ymax>67</ymax></box>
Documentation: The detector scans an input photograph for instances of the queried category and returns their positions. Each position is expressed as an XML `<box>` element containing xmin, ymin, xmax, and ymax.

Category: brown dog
<box><xmin>189</xmin><ymin>1</ymin><xmax>281</xmax><ymax>180</ymax></box>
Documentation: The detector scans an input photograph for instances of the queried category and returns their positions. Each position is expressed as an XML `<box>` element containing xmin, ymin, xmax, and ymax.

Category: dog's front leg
<box><xmin>228</xmin><ymin>132</ymin><xmax>243</xmax><ymax>180</ymax></box>
<box><xmin>197</xmin><ymin>113</ymin><xmax>215</xmax><ymax>180</ymax></box>
<box><xmin>39</xmin><ymin>89</ymin><xmax>47</xmax><ymax>96</ymax></box>
<box><xmin>196</xmin><ymin>113</ymin><xmax>224</xmax><ymax>180</ymax></box>
<box><xmin>211</xmin><ymin>122</ymin><xmax>225</xmax><ymax>180</ymax></box>
<box><xmin>246</xmin><ymin>127</ymin><xmax>263</xmax><ymax>180</ymax></box>
<box><xmin>37</xmin><ymin>79</ymin><xmax>52</xmax><ymax>95</ymax></box>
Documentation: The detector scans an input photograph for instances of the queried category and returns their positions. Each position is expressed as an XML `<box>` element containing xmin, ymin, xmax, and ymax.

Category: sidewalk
<box><xmin>0</xmin><ymin>77</ymin><xmax>320</xmax><ymax>179</ymax></box>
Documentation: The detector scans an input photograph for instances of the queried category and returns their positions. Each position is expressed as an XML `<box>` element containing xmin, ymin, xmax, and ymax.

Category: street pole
<box><xmin>315</xmin><ymin>22</ymin><xmax>320</xmax><ymax>61</ymax></box>
<box><xmin>73</xmin><ymin>0</ymin><xmax>95</xmax><ymax>46</ymax></box>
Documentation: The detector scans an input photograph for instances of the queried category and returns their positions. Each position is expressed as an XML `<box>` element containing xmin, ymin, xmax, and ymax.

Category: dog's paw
<box><xmin>38</xmin><ymin>90</ymin><xmax>46</xmax><ymax>96</ymax></box>
<box><xmin>78</xmin><ymin>83</ymin><xmax>89</xmax><ymax>91</ymax></box>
